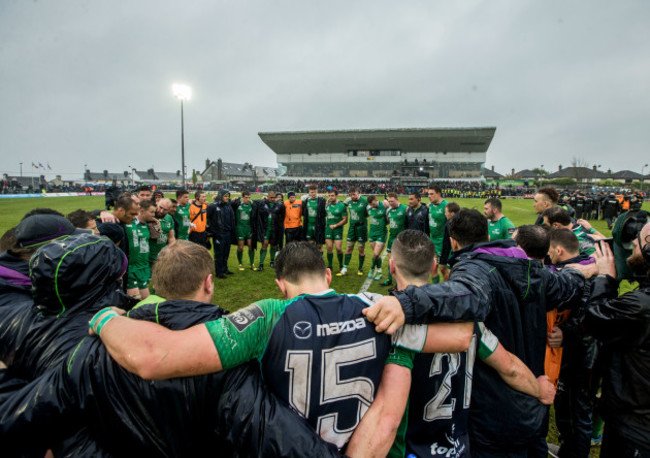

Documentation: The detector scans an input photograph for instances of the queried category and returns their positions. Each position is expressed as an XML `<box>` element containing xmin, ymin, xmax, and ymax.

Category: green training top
<box><xmin>488</xmin><ymin>216</ymin><xmax>516</xmax><ymax>241</ymax></box>
<box><xmin>346</xmin><ymin>196</ymin><xmax>369</xmax><ymax>224</ymax></box>
<box><xmin>572</xmin><ymin>225</ymin><xmax>597</xmax><ymax>255</ymax></box>
<box><xmin>174</xmin><ymin>204</ymin><xmax>191</xmax><ymax>240</ymax></box>
<box><xmin>149</xmin><ymin>214</ymin><xmax>174</xmax><ymax>262</ymax></box>
<box><xmin>326</xmin><ymin>200</ymin><xmax>347</xmax><ymax>227</ymax></box>
<box><xmin>236</xmin><ymin>202</ymin><xmax>253</xmax><ymax>230</ymax></box>
<box><xmin>428</xmin><ymin>199</ymin><xmax>448</xmax><ymax>242</ymax></box>
<box><xmin>125</xmin><ymin>218</ymin><xmax>150</xmax><ymax>269</ymax></box>
<box><xmin>387</xmin><ymin>203</ymin><xmax>408</xmax><ymax>238</ymax></box>
<box><xmin>368</xmin><ymin>204</ymin><xmax>388</xmax><ymax>235</ymax></box>
<box><xmin>306</xmin><ymin>197</ymin><xmax>319</xmax><ymax>226</ymax></box>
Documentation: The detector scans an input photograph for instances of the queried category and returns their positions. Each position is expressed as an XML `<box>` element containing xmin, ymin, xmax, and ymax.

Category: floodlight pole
<box><xmin>180</xmin><ymin>99</ymin><xmax>186</xmax><ymax>188</ymax></box>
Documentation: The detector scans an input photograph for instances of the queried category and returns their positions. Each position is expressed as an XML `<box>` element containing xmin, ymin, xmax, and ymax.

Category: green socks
<box><xmin>327</xmin><ymin>253</ymin><xmax>333</xmax><ymax>269</ymax></box>
<box><xmin>237</xmin><ymin>250</ymin><xmax>243</xmax><ymax>264</ymax></box>
<box><xmin>260</xmin><ymin>248</ymin><xmax>267</xmax><ymax>264</ymax></box>
<box><xmin>337</xmin><ymin>253</ymin><xmax>343</xmax><ymax>268</ymax></box>
<box><xmin>248</xmin><ymin>250</ymin><xmax>255</xmax><ymax>265</ymax></box>
<box><xmin>358</xmin><ymin>255</ymin><xmax>365</xmax><ymax>270</ymax></box>
<box><xmin>344</xmin><ymin>254</ymin><xmax>352</xmax><ymax>267</ymax></box>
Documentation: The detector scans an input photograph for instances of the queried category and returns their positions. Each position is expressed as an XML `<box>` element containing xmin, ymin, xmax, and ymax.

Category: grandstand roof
<box><xmin>258</xmin><ymin>127</ymin><xmax>496</xmax><ymax>154</ymax></box>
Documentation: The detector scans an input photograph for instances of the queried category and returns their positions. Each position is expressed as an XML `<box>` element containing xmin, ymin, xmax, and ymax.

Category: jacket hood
<box><xmin>217</xmin><ymin>188</ymin><xmax>231</xmax><ymax>201</ymax></box>
<box><xmin>0</xmin><ymin>252</ymin><xmax>31</xmax><ymax>293</ymax></box>
<box><xmin>29</xmin><ymin>233</ymin><xmax>128</xmax><ymax>315</ymax></box>
<box><xmin>453</xmin><ymin>239</ymin><xmax>542</xmax><ymax>300</ymax></box>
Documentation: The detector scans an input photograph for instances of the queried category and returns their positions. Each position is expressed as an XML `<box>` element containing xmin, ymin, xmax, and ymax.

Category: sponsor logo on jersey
<box><xmin>293</xmin><ymin>321</ymin><xmax>312</xmax><ymax>339</ymax></box>
<box><xmin>316</xmin><ymin>317</ymin><xmax>366</xmax><ymax>336</ymax></box>
<box><xmin>226</xmin><ymin>304</ymin><xmax>265</xmax><ymax>332</ymax></box>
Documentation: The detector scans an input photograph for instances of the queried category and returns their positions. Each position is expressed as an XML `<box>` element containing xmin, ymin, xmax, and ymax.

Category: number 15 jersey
<box><xmin>205</xmin><ymin>290</ymin><xmax>421</xmax><ymax>450</ymax></box>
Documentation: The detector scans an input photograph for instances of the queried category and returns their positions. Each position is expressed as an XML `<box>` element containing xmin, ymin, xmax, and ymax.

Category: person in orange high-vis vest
<box><xmin>188</xmin><ymin>190</ymin><xmax>209</xmax><ymax>248</ymax></box>
<box><xmin>283</xmin><ymin>192</ymin><xmax>302</xmax><ymax>243</ymax></box>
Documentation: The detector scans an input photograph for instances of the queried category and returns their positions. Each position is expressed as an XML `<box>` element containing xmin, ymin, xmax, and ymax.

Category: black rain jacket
<box><xmin>0</xmin><ymin>299</ymin><xmax>338</xmax><ymax>458</ymax></box>
<box><xmin>1</xmin><ymin>234</ymin><xmax>133</xmax><ymax>380</ymax></box>
<box><xmin>301</xmin><ymin>196</ymin><xmax>327</xmax><ymax>244</ymax></box>
<box><xmin>394</xmin><ymin>239</ymin><xmax>585</xmax><ymax>451</ymax></box>
<box><xmin>584</xmin><ymin>275</ymin><xmax>650</xmax><ymax>447</ymax></box>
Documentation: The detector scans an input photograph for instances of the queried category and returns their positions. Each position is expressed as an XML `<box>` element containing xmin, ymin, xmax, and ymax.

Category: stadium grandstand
<box><xmin>258</xmin><ymin>127</ymin><xmax>496</xmax><ymax>186</ymax></box>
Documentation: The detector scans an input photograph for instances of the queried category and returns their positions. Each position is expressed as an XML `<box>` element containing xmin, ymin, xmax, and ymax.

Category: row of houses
<box><xmin>483</xmin><ymin>165</ymin><xmax>649</xmax><ymax>184</ymax></box>
<box><xmin>77</xmin><ymin>160</ymin><xmax>280</xmax><ymax>186</ymax></box>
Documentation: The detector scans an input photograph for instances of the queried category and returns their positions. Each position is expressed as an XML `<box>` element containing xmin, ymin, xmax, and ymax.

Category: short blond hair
<box><xmin>152</xmin><ymin>240</ymin><xmax>214</xmax><ymax>300</ymax></box>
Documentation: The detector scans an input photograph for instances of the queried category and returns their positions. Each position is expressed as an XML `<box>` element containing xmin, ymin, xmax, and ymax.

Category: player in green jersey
<box><xmin>149</xmin><ymin>198</ymin><xmax>176</xmax><ymax>268</ymax></box>
<box><xmin>427</xmin><ymin>184</ymin><xmax>448</xmax><ymax>283</ymax></box>
<box><xmin>484</xmin><ymin>198</ymin><xmax>516</xmax><ymax>241</ymax></box>
<box><xmin>126</xmin><ymin>199</ymin><xmax>156</xmax><ymax>299</ymax></box>
<box><xmin>90</xmin><ymin>241</ymin><xmax>473</xmax><ymax>453</ymax></box>
<box><xmin>235</xmin><ymin>191</ymin><xmax>256</xmax><ymax>270</ymax></box>
<box><xmin>542</xmin><ymin>206</ymin><xmax>606</xmax><ymax>256</ymax></box>
<box><xmin>174</xmin><ymin>189</ymin><xmax>191</xmax><ymax>241</ymax></box>
<box><xmin>324</xmin><ymin>190</ymin><xmax>348</xmax><ymax>273</ymax></box>
<box><xmin>339</xmin><ymin>187</ymin><xmax>369</xmax><ymax>276</ymax></box>
<box><xmin>349</xmin><ymin>230</ymin><xmax>557</xmax><ymax>458</ymax></box>
<box><xmin>380</xmin><ymin>192</ymin><xmax>407</xmax><ymax>287</ymax></box>
<box><xmin>302</xmin><ymin>184</ymin><xmax>326</xmax><ymax>249</ymax></box>
<box><xmin>367</xmin><ymin>195</ymin><xmax>389</xmax><ymax>281</ymax></box>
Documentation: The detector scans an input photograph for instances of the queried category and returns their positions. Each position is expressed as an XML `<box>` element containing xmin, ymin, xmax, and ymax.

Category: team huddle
<box><xmin>0</xmin><ymin>183</ymin><xmax>649</xmax><ymax>458</ymax></box>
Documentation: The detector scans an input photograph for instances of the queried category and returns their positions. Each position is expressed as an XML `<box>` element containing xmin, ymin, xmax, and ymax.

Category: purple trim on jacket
<box><xmin>473</xmin><ymin>245</ymin><xmax>529</xmax><ymax>259</ymax></box>
<box><xmin>0</xmin><ymin>265</ymin><xmax>31</xmax><ymax>287</ymax></box>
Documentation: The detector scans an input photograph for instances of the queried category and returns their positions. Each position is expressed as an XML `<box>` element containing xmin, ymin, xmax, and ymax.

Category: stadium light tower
<box><xmin>172</xmin><ymin>83</ymin><xmax>192</xmax><ymax>188</ymax></box>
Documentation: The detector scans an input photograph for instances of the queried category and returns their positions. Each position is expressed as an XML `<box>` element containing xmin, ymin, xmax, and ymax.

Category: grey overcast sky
<box><xmin>1</xmin><ymin>0</ymin><xmax>649</xmax><ymax>179</ymax></box>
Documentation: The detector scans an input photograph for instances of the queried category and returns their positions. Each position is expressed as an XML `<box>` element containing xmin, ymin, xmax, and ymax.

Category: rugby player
<box><xmin>380</xmin><ymin>192</ymin><xmax>407</xmax><ymax>288</ymax></box>
<box><xmin>125</xmin><ymin>199</ymin><xmax>156</xmax><ymax>299</ymax></box>
<box><xmin>149</xmin><ymin>198</ymin><xmax>176</xmax><ymax>268</ymax></box>
<box><xmin>90</xmin><ymin>242</ymin><xmax>473</xmax><ymax>451</ymax></box>
<box><xmin>349</xmin><ymin>230</ymin><xmax>556</xmax><ymax>457</ymax></box>
<box><xmin>484</xmin><ymin>197</ymin><xmax>515</xmax><ymax>240</ymax></box>
<box><xmin>324</xmin><ymin>190</ymin><xmax>348</xmax><ymax>273</ymax></box>
<box><xmin>427</xmin><ymin>184</ymin><xmax>448</xmax><ymax>283</ymax></box>
<box><xmin>366</xmin><ymin>195</ymin><xmax>388</xmax><ymax>280</ymax></box>
<box><xmin>174</xmin><ymin>189</ymin><xmax>191</xmax><ymax>241</ymax></box>
<box><xmin>302</xmin><ymin>184</ymin><xmax>326</xmax><ymax>249</ymax></box>
<box><xmin>340</xmin><ymin>187</ymin><xmax>369</xmax><ymax>276</ymax></box>
<box><xmin>234</xmin><ymin>191</ymin><xmax>256</xmax><ymax>270</ymax></box>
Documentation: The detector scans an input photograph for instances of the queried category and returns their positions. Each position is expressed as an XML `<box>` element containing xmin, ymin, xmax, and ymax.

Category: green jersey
<box><xmin>368</xmin><ymin>204</ymin><xmax>388</xmax><ymax>236</ymax></box>
<box><xmin>149</xmin><ymin>214</ymin><xmax>174</xmax><ymax>262</ymax></box>
<box><xmin>572</xmin><ymin>225</ymin><xmax>597</xmax><ymax>255</ymax></box>
<box><xmin>428</xmin><ymin>199</ymin><xmax>448</xmax><ymax>242</ymax></box>
<box><xmin>125</xmin><ymin>218</ymin><xmax>150</xmax><ymax>269</ymax></box>
<box><xmin>387</xmin><ymin>203</ymin><xmax>408</xmax><ymax>238</ymax></box>
<box><xmin>307</xmin><ymin>198</ymin><xmax>319</xmax><ymax>225</ymax></box>
<box><xmin>236</xmin><ymin>202</ymin><xmax>253</xmax><ymax>230</ymax></box>
<box><xmin>346</xmin><ymin>196</ymin><xmax>369</xmax><ymax>224</ymax></box>
<box><xmin>326</xmin><ymin>200</ymin><xmax>347</xmax><ymax>227</ymax></box>
<box><xmin>174</xmin><ymin>204</ymin><xmax>191</xmax><ymax>240</ymax></box>
<box><xmin>488</xmin><ymin>216</ymin><xmax>516</xmax><ymax>241</ymax></box>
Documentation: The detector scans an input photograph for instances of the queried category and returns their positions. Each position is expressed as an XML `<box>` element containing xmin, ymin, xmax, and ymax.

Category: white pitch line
<box><xmin>358</xmin><ymin>251</ymin><xmax>389</xmax><ymax>294</ymax></box>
